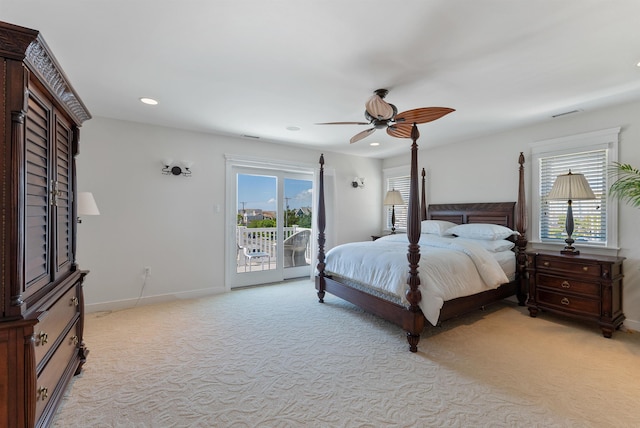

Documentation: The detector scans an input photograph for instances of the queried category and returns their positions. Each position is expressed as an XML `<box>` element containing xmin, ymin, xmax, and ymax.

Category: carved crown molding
<box><xmin>0</xmin><ymin>21</ymin><xmax>91</xmax><ymax>125</ymax></box>
<box><xmin>0</xmin><ymin>21</ymin><xmax>37</xmax><ymax>60</ymax></box>
<box><xmin>25</xmin><ymin>37</ymin><xmax>91</xmax><ymax>124</ymax></box>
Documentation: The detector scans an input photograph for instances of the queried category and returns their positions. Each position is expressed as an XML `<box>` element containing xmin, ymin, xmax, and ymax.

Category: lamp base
<box><xmin>561</xmin><ymin>248</ymin><xmax>580</xmax><ymax>256</ymax></box>
<box><xmin>560</xmin><ymin>237</ymin><xmax>579</xmax><ymax>255</ymax></box>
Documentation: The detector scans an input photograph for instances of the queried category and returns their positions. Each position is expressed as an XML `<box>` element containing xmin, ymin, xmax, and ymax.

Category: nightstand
<box><xmin>526</xmin><ymin>251</ymin><xmax>625</xmax><ymax>337</ymax></box>
<box><xmin>371</xmin><ymin>233</ymin><xmax>403</xmax><ymax>241</ymax></box>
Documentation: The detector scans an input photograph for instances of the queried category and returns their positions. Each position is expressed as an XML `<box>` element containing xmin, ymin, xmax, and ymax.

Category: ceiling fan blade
<box><xmin>350</xmin><ymin>128</ymin><xmax>376</xmax><ymax>144</ymax></box>
<box><xmin>395</xmin><ymin>107</ymin><xmax>455</xmax><ymax>125</ymax></box>
<box><xmin>315</xmin><ymin>121</ymin><xmax>370</xmax><ymax>125</ymax></box>
<box><xmin>386</xmin><ymin>124</ymin><xmax>413</xmax><ymax>139</ymax></box>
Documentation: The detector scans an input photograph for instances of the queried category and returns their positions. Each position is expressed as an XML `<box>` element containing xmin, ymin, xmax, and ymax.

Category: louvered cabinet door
<box><xmin>54</xmin><ymin>114</ymin><xmax>74</xmax><ymax>276</ymax></box>
<box><xmin>24</xmin><ymin>80</ymin><xmax>78</xmax><ymax>303</ymax></box>
<box><xmin>24</xmin><ymin>86</ymin><xmax>53</xmax><ymax>301</ymax></box>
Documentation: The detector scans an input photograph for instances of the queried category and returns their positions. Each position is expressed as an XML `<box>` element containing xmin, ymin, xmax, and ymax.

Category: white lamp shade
<box><xmin>383</xmin><ymin>189</ymin><xmax>405</xmax><ymax>206</ymax></box>
<box><xmin>548</xmin><ymin>171</ymin><xmax>596</xmax><ymax>200</ymax></box>
<box><xmin>78</xmin><ymin>192</ymin><xmax>100</xmax><ymax>216</ymax></box>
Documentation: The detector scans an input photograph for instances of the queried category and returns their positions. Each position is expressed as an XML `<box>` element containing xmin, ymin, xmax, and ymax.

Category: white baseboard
<box><xmin>86</xmin><ymin>287</ymin><xmax>224</xmax><ymax>313</ymax></box>
<box><xmin>623</xmin><ymin>318</ymin><xmax>639</xmax><ymax>332</ymax></box>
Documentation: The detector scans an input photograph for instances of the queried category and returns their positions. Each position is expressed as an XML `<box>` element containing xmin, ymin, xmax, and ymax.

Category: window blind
<box><xmin>540</xmin><ymin>149</ymin><xmax>607</xmax><ymax>244</ymax></box>
<box><xmin>386</xmin><ymin>175</ymin><xmax>410</xmax><ymax>230</ymax></box>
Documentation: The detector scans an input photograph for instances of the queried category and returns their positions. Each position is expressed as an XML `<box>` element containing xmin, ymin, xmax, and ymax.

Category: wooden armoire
<box><xmin>0</xmin><ymin>21</ymin><xmax>91</xmax><ymax>427</ymax></box>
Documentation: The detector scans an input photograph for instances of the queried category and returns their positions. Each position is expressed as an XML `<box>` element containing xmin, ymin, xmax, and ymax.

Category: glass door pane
<box><xmin>235</xmin><ymin>173</ymin><xmax>279</xmax><ymax>283</ymax></box>
<box><xmin>283</xmin><ymin>177</ymin><xmax>313</xmax><ymax>279</ymax></box>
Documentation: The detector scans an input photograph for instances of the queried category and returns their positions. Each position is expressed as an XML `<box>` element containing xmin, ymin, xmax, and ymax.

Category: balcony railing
<box><xmin>236</xmin><ymin>226</ymin><xmax>311</xmax><ymax>268</ymax></box>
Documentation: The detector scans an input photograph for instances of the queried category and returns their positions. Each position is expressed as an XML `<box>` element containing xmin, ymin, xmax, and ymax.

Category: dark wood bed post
<box><xmin>406</xmin><ymin>124</ymin><xmax>424</xmax><ymax>352</ymax></box>
<box><xmin>421</xmin><ymin>168</ymin><xmax>427</xmax><ymax>221</ymax></box>
<box><xmin>316</xmin><ymin>154</ymin><xmax>326</xmax><ymax>303</ymax></box>
<box><xmin>515</xmin><ymin>152</ymin><xmax>528</xmax><ymax>305</ymax></box>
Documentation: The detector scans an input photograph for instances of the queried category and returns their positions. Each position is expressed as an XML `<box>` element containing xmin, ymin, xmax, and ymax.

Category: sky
<box><xmin>237</xmin><ymin>174</ymin><xmax>313</xmax><ymax>212</ymax></box>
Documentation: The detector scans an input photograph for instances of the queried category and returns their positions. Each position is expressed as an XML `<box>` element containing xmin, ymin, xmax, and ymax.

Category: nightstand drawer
<box><xmin>536</xmin><ymin>256</ymin><xmax>600</xmax><ymax>277</ymax></box>
<box><xmin>537</xmin><ymin>274</ymin><xmax>600</xmax><ymax>297</ymax></box>
<box><xmin>537</xmin><ymin>289</ymin><xmax>600</xmax><ymax>317</ymax></box>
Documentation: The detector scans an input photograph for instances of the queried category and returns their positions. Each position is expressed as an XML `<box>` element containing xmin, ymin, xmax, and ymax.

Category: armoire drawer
<box><xmin>35</xmin><ymin>321</ymin><xmax>79</xmax><ymax>423</ymax></box>
<box><xmin>34</xmin><ymin>286</ymin><xmax>80</xmax><ymax>367</ymax></box>
<box><xmin>536</xmin><ymin>274</ymin><xmax>600</xmax><ymax>298</ymax></box>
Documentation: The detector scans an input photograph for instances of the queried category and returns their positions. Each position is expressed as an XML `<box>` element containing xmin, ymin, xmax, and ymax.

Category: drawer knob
<box><xmin>561</xmin><ymin>281</ymin><xmax>571</xmax><ymax>289</ymax></box>
<box><xmin>561</xmin><ymin>297</ymin><xmax>570</xmax><ymax>306</ymax></box>
<box><xmin>583</xmin><ymin>266</ymin><xmax>589</xmax><ymax>272</ymax></box>
<box><xmin>70</xmin><ymin>296</ymin><xmax>79</xmax><ymax>306</ymax></box>
<box><xmin>70</xmin><ymin>335</ymin><xmax>79</xmax><ymax>346</ymax></box>
<box><xmin>37</xmin><ymin>331</ymin><xmax>49</xmax><ymax>346</ymax></box>
<box><xmin>37</xmin><ymin>386</ymin><xmax>48</xmax><ymax>401</ymax></box>
<box><xmin>543</xmin><ymin>261</ymin><xmax>550</xmax><ymax>267</ymax></box>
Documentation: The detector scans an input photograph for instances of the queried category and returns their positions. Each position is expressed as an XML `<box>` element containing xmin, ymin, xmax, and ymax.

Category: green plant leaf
<box><xmin>609</xmin><ymin>162</ymin><xmax>640</xmax><ymax>208</ymax></box>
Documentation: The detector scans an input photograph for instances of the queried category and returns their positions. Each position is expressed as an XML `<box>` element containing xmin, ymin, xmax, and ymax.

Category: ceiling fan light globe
<box><xmin>365</xmin><ymin>94</ymin><xmax>394</xmax><ymax>120</ymax></box>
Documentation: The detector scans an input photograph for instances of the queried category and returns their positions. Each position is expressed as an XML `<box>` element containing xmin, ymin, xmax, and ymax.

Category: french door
<box><xmin>227</xmin><ymin>164</ymin><xmax>314</xmax><ymax>288</ymax></box>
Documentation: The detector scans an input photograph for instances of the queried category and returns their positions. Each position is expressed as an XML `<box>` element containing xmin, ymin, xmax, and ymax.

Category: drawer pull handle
<box><xmin>70</xmin><ymin>335</ymin><xmax>79</xmax><ymax>346</ymax></box>
<box><xmin>37</xmin><ymin>331</ymin><xmax>49</xmax><ymax>346</ymax></box>
<box><xmin>543</xmin><ymin>261</ymin><xmax>550</xmax><ymax>267</ymax></box>
<box><xmin>561</xmin><ymin>297</ymin><xmax>570</xmax><ymax>306</ymax></box>
<box><xmin>561</xmin><ymin>281</ymin><xmax>571</xmax><ymax>289</ymax></box>
<box><xmin>583</xmin><ymin>266</ymin><xmax>589</xmax><ymax>272</ymax></box>
<box><xmin>37</xmin><ymin>386</ymin><xmax>48</xmax><ymax>401</ymax></box>
<box><xmin>70</xmin><ymin>296</ymin><xmax>79</xmax><ymax>306</ymax></box>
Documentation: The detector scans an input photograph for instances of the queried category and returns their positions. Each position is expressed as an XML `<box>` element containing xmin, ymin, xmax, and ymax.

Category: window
<box><xmin>383</xmin><ymin>166</ymin><xmax>410</xmax><ymax>231</ymax></box>
<box><xmin>540</xmin><ymin>150</ymin><xmax>606</xmax><ymax>243</ymax></box>
<box><xmin>531</xmin><ymin>127</ymin><xmax>619</xmax><ymax>251</ymax></box>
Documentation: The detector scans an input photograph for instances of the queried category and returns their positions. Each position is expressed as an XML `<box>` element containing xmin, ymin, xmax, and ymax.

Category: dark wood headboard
<box><xmin>427</xmin><ymin>202</ymin><xmax>516</xmax><ymax>230</ymax></box>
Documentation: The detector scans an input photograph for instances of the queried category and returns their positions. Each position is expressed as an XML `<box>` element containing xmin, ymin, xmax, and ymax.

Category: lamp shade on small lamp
<box><xmin>77</xmin><ymin>192</ymin><xmax>100</xmax><ymax>222</ymax></box>
<box><xmin>384</xmin><ymin>189</ymin><xmax>405</xmax><ymax>234</ymax></box>
<box><xmin>547</xmin><ymin>170</ymin><xmax>595</xmax><ymax>255</ymax></box>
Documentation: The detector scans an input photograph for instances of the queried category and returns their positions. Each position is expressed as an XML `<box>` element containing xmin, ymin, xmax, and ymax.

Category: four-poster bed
<box><xmin>315</xmin><ymin>124</ymin><xmax>528</xmax><ymax>352</ymax></box>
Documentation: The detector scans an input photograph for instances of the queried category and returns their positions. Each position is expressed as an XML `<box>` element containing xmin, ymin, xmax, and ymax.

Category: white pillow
<box><xmin>421</xmin><ymin>220</ymin><xmax>457</xmax><ymax>236</ymax></box>
<box><xmin>454</xmin><ymin>237</ymin><xmax>515</xmax><ymax>252</ymax></box>
<box><xmin>447</xmin><ymin>223</ymin><xmax>518</xmax><ymax>241</ymax></box>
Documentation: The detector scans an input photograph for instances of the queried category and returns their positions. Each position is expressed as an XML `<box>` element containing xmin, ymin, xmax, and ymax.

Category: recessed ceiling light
<box><xmin>140</xmin><ymin>97</ymin><xmax>158</xmax><ymax>105</ymax></box>
<box><xmin>286</xmin><ymin>126</ymin><xmax>300</xmax><ymax>131</ymax></box>
<box><xmin>369</xmin><ymin>142</ymin><xmax>380</xmax><ymax>146</ymax></box>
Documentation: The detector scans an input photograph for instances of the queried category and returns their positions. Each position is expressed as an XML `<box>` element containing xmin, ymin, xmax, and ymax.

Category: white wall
<box><xmin>76</xmin><ymin>117</ymin><xmax>382</xmax><ymax>311</ymax></box>
<box><xmin>384</xmin><ymin>99</ymin><xmax>640</xmax><ymax>330</ymax></box>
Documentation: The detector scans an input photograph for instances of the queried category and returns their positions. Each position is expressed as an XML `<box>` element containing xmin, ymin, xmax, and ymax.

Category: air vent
<box><xmin>552</xmin><ymin>109</ymin><xmax>582</xmax><ymax>118</ymax></box>
<box><xmin>242</xmin><ymin>134</ymin><xmax>260</xmax><ymax>139</ymax></box>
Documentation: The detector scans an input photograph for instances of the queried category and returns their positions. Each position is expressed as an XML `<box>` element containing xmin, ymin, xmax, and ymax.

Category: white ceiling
<box><xmin>3</xmin><ymin>0</ymin><xmax>640</xmax><ymax>158</ymax></box>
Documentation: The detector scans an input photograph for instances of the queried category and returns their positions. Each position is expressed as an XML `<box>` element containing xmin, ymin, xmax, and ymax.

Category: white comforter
<box><xmin>324</xmin><ymin>234</ymin><xmax>511</xmax><ymax>325</ymax></box>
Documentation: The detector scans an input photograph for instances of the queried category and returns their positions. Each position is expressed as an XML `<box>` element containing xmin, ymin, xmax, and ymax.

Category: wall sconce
<box><xmin>77</xmin><ymin>192</ymin><xmax>100</xmax><ymax>223</ymax></box>
<box><xmin>351</xmin><ymin>177</ymin><xmax>365</xmax><ymax>188</ymax></box>
<box><xmin>162</xmin><ymin>159</ymin><xmax>193</xmax><ymax>177</ymax></box>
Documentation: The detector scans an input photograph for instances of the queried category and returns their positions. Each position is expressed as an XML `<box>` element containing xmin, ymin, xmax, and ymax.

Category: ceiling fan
<box><xmin>317</xmin><ymin>89</ymin><xmax>454</xmax><ymax>144</ymax></box>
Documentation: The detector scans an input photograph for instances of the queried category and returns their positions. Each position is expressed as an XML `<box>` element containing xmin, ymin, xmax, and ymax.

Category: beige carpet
<box><xmin>53</xmin><ymin>279</ymin><xmax>640</xmax><ymax>427</ymax></box>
